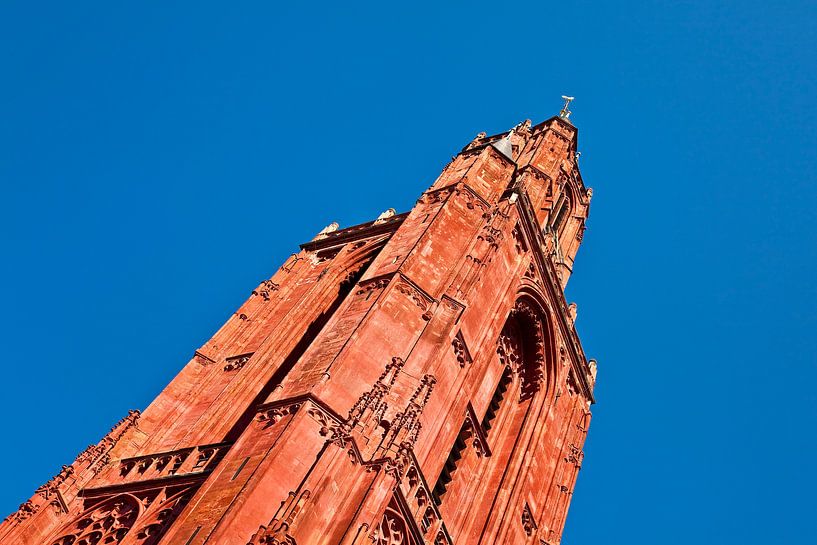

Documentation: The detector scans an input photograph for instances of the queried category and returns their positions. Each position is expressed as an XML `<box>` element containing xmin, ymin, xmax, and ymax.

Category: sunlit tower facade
<box><xmin>2</xmin><ymin>108</ymin><xmax>597</xmax><ymax>545</ymax></box>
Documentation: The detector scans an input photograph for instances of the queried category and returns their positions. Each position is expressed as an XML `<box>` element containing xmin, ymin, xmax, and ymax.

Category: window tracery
<box><xmin>49</xmin><ymin>495</ymin><xmax>140</xmax><ymax>545</ymax></box>
<box><xmin>47</xmin><ymin>486</ymin><xmax>193</xmax><ymax>545</ymax></box>
<box><xmin>371</xmin><ymin>502</ymin><xmax>419</xmax><ymax>545</ymax></box>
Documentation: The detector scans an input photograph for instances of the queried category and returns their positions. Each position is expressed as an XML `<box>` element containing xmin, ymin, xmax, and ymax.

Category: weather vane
<box><xmin>559</xmin><ymin>95</ymin><xmax>574</xmax><ymax>119</ymax></box>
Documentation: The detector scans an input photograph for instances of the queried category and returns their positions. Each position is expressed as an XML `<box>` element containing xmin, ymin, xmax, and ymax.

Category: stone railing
<box><xmin>115</xmin><ymin>442</ymin><xmax>231</xmax><ymax>484</ymax></box>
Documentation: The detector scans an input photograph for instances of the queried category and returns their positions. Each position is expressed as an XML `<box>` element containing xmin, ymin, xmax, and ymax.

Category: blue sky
<box><xmin>1</xmin><ymin>2</ymin><xmax>816</xmax><ymax>543</ymax></box>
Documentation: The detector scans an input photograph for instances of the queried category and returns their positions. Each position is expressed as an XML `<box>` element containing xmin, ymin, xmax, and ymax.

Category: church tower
<box><xmin>2</xmin><ymin>110</ymin><xmax>597</xmax><ymax>545</ymax></box>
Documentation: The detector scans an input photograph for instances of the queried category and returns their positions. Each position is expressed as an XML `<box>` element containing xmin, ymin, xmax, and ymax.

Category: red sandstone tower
<box><xmin>2</xmin><ymin>108</ymin><xmax>597</xmax><ymax>545</ymax></box>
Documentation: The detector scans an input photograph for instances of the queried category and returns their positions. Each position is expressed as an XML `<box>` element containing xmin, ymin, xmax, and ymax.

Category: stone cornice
<box><xmin>300</xmin><ymin>212</ymin><xmax>408</xmax><ymax>252</ymax></box>
<box><xmin>80</xmin><ymin>471</ymin><xmax>208</xmax><ymax>498</ymax></box>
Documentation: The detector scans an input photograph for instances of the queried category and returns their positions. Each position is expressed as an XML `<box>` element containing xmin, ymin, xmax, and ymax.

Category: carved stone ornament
<box><xmin>522</xmin><ymin>502</ymin><xmax>538</xmax><ymax>536</ymax></box>
<box><xmin>421</xmin><ymin>186</ymin><xmax>455</xmax><ymax>206</ymax></box>
<box><xmin>371</xmin><ymin>500</ymin><xmax>419</xmax><ymax>545</ymax></box>
<box><xmin>314</xmin><ymin>222</ymin><xmax>339</xmax><ymax>240</ymax></box>
<box><xmin>480</xmin><ymin>225</ymin><xmax>503</xmax><ymax>247</ymax></box>
<box><xmin>395</xmin><ymin>282</ymin><xmax>430</xmax><ymax>312</ymax></box>
<box><xmin>49</xmin><ymin>495</ymin><xmax>140</xmax><ymax>545</ymax></box>
<box><xmin>305</xmin><ymin>404</ymin><xmax>336</xmax><ymax>437</ymax></box>
<box><xmin>246</xmin><ymin>490</ymin><xmax>310</xmax><ymax>545</ymax></box>
<box><xmin>356</xmin><ymin>276</ymin><xmax>391</xmax><ymax>295</ymax></box>
<box><xmin>224</xmin><ymin>352</ymin><xmax>254</xmax><ymax>371</ymax></box>
<box><xmin>565</xmin><ymin>443</ymin><xmax>583</xmax><ymax>468</ymax></box>
<box><xmin>452</xmin><ymin>332</ymin><xmax>472</xmax><ymax>368</ymax></box>
<box><xmin>10</xmin><ymin>501</ymin><xmax>35</xmax><ymax>523</ymax></box>
<box><xmin>454</xmin><ymin>184</ymin><xmax>489</xmax><ymax>212</ymax></box>
<box><xmin>257</xmin><ymin>403</ymin><xmax>302</xmax><ymax>427</ymax></box>
<box><xmin>48</xmin><ymin>487</ymin><xmax>193</xmax><ymax>545</ymax></box>
<box><xmin>373</xmin><ymin>208</ymin><xmax>396</xmax><ymax>225</ymax></box>
<box><xmin>252</xmin><ymin>279</ymin><xmax>280</xmax><ymax>301</ymax></box>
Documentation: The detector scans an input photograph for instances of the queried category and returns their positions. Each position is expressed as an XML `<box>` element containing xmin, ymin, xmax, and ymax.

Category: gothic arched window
<box><xmin>434</xmin><ymin>299</ymin><xmax>549</xmax><ymax>538</ymax></box>
<box><xmin>49</xmin><ymin>494</ymin><xmax>141</xmax><ymax>545</ymax></box>
<box><xmin>47</xmin><ymin>487</ymin><xmax>193</xmax><ymax>545</ymax></box>
<box><xmin>551</xmin><ymin>192</ymin><xmax>572</xmax><ymax>236</ymax></box>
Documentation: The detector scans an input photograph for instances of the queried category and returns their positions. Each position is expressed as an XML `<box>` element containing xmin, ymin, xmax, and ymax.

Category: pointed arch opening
<box><xmin>434</xmin><ymin>297</ymin><xmax>554</xmax><ymax>539</ymax></box>
<box><xmin>550</xmin><ymin>184</ymin><xmax>575</xmax><ymax>239</ymax></box>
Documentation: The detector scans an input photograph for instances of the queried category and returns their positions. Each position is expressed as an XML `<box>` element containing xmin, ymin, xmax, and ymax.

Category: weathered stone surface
<box><xmin>1</xmin><ymin>115</ymin><xmax>596</xmax><ymax>545</ymax></box>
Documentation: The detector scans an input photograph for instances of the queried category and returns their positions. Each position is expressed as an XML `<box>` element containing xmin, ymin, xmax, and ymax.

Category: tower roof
<box><xmin>490</xmin><ymin>131</ymin><xmax>515</xmax><ymax>163</ymax></box>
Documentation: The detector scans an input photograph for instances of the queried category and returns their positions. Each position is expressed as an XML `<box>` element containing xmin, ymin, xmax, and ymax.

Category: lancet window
<box><xmin>550</xmin><ymin>189</ymin><xmax>573</xmax><ymax>237</ymax></box>
<box><xmin>431</xmin><ymin>298</ymin><xmax>550</xmax><ymax>538</ymax></box>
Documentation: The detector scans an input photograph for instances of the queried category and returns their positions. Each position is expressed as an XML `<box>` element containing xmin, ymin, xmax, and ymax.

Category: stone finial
<box><xmin>373</xmin><ymin>208</ymin><xmax>396</xmax><ymax>225</ymax></box>
<box><xmin>560</xmin><ymin>95</ymin><xmax>575</xmax><ymax>120</ymax></box>
<box><xmin>314</xmin><ymin>222</ymin><xmax>339</xmax><ymax>240</ymax></box>
<box><xmin>466</xmin><ymin>132</ymin><xmax>488</xmax><ymax>150</ymax></box>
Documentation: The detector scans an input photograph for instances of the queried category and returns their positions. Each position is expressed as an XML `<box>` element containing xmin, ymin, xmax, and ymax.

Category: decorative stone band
<box><xmin>255</xmin><ymin>395</ymin><xmax>413</xmax><ymax>477</ymax></box>
<box><xmin>452</xmin><ymin>331</ymin><xmax>472</xmax><ymax>368</ymax></box>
